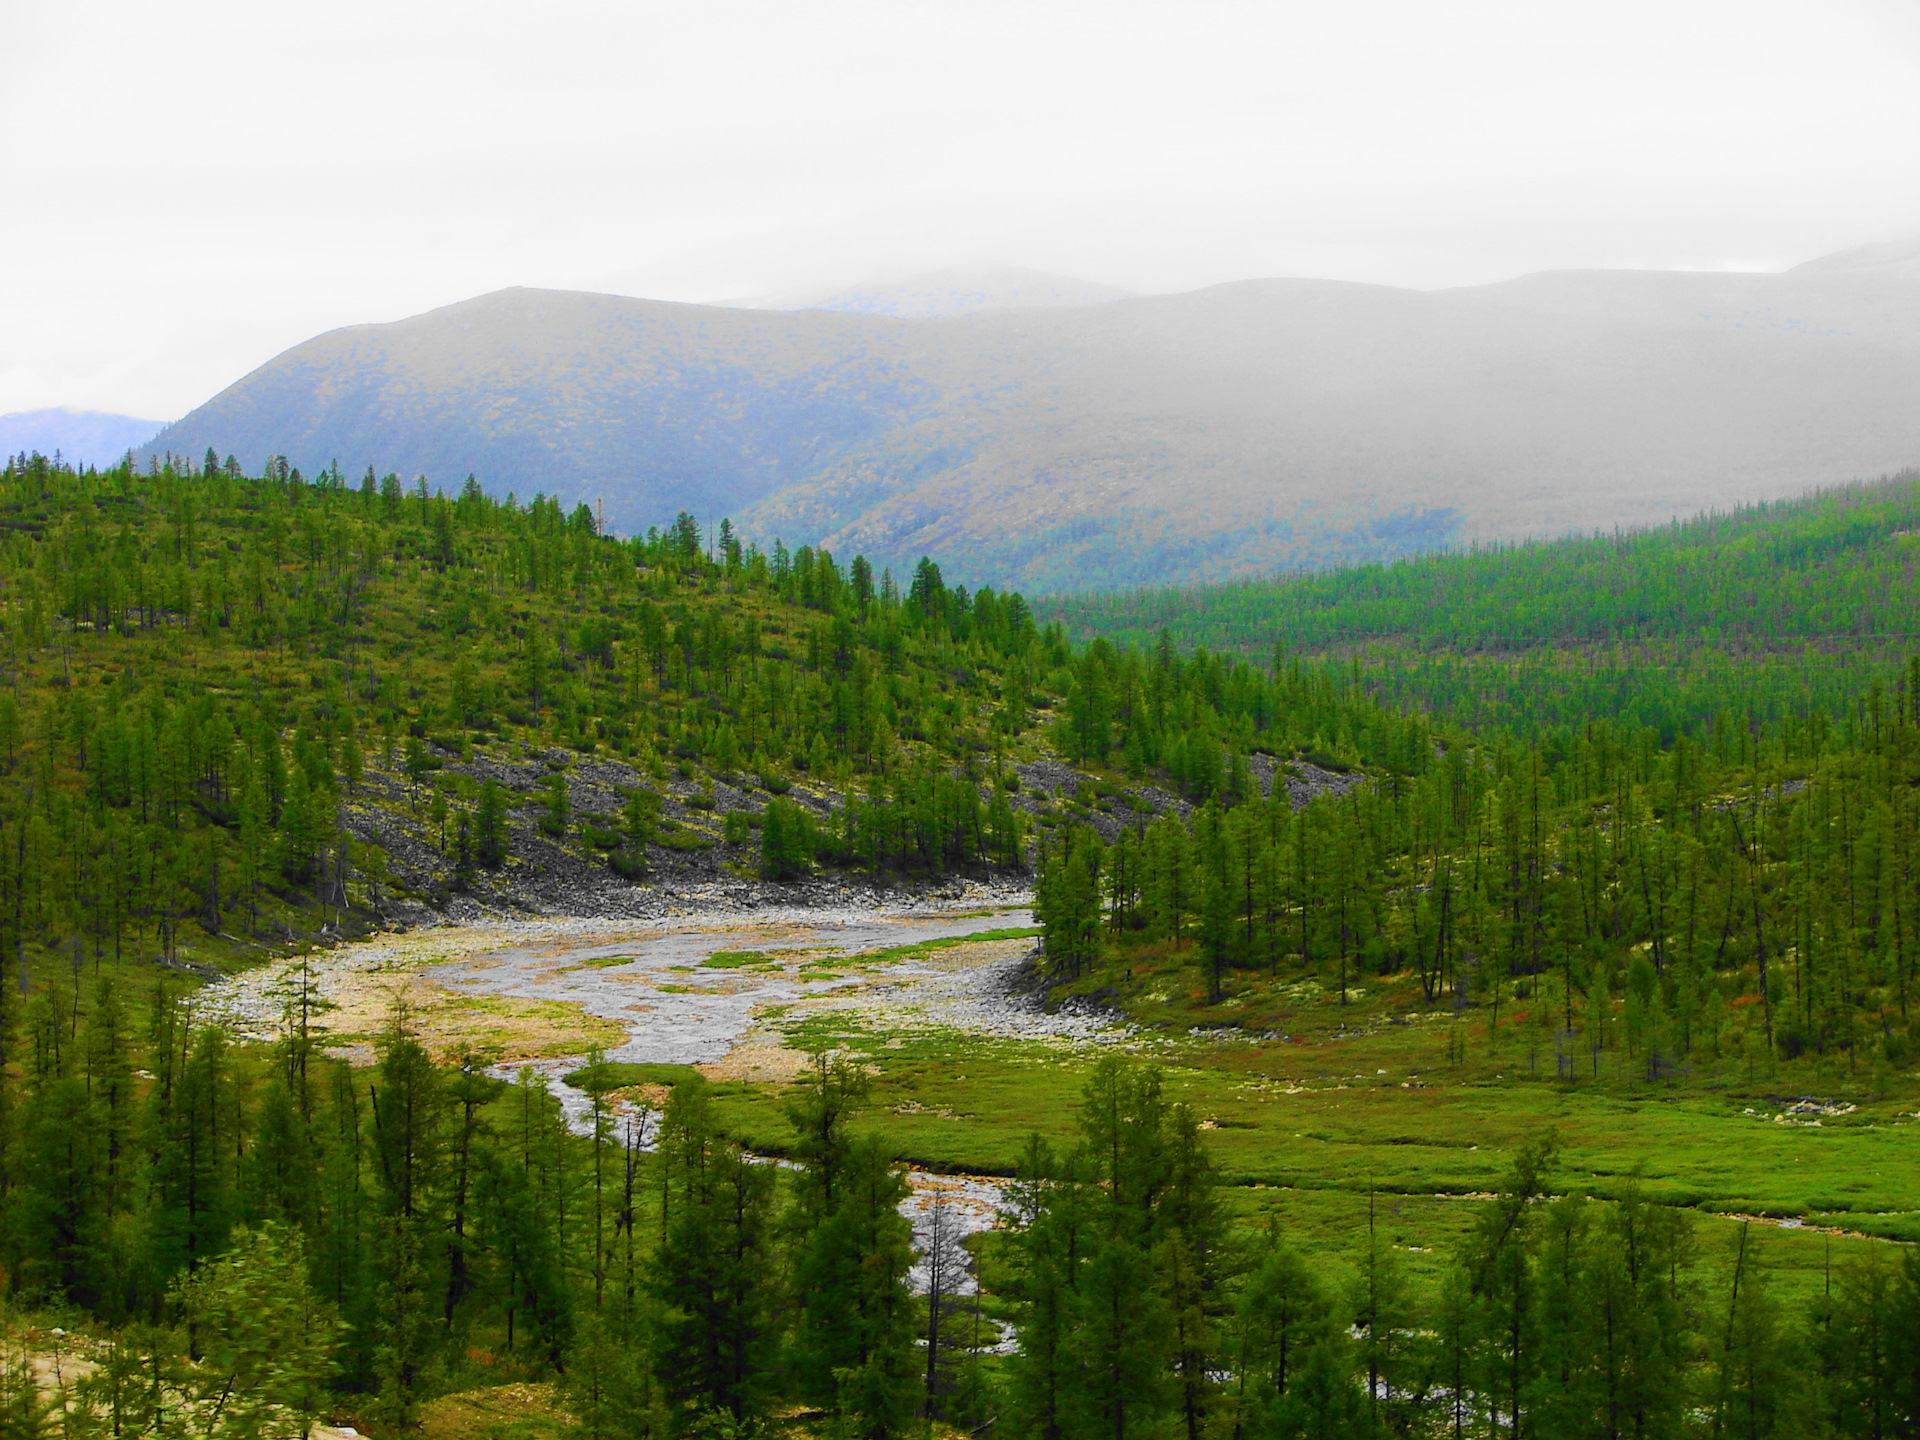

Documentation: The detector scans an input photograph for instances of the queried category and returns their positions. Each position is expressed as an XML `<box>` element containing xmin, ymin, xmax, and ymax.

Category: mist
<box><xmin>4</xmin><ymin>0</ymin><xmax>1918</xmax><ymax>420</ymax></box>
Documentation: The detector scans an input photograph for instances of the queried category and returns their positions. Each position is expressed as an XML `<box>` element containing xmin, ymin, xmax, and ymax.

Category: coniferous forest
<box><xmin>3</xmin><ymin>449</ymin><xmax>1920</xmax><ymax>1437</ymax></box>
<box><xmin>1048</xmin><ymin>472</ymin><xmax>1920</xmax><ymax>740</ymax></box>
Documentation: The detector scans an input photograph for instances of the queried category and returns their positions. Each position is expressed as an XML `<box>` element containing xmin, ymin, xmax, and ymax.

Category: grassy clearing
<box><xmin>701</xmin><ymin>950</ymin><xmax>767</xmax><ymax>969</ymax></box>
<box><xmin>564</xmin><ymin>1061</ymin><xmax>703</xmax><ymax>1091</ymax></box>
<box><xmin>843</xmin><ymin>927</ymin><xmax>1042</xmax><ymax>965</ymax></box>
<box><xmin>321</xmin><ymin>988</ymin><xmax>631</xmax><ymax>1064</ymax></box>
<box><xmin>416</xmin><ymin>1381</ymin><xmax>570</xmax><ymax>1440</ymax></box>
<box><xmin>701</xmin><ymin>950</ymin><xmax>1919</xmax><ymax>1305</ymax></box>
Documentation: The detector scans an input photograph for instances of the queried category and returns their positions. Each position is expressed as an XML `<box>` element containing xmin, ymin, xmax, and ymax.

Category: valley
<box><xmin>20</xmin><ymin>3</ymin><xmax>1920</xmax><ymax>1430</ymax></box>
<box><xmin>0</xmin><ymin>449</ymin><xmax>1918</xmax><ymax>1435</ymax></box>
<box><xmin>199</xmin><ymin>895</ymin><xmax>1920</xmax><ymax>1317</ymax></box>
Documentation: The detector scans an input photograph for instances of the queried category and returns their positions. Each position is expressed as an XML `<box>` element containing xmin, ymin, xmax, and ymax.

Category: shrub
<box><xmin>657</xmin><ymin>825</ymin><xmax>715</xmax><ymax>852</ymax></box>
<box><xmin>565</xmin><ymin>1060</ymin><xmax>699</xmax><ymax>1090</ymax></box>
<box><xmin>539</xmin><ymin>773</ymin><xmax>570</xmax><ymax>837</ymax></box>
<box><xmin>760</xmin><ymin>798</ymin><xmax>814</xmax><ymax>880</ymax></box>
<box><xmin>579</xmin><ymin>823</ymin><xmax>623</xmax><ymax>851</ymax></box>
<box><xmin>621</xmin><ymin>787</ymin><xmax>661</xmax><ymax>850</ymax></box>
<box><xmin>475</xmin><ymin>780</ymin><xmax>510</xmax><ymax>867</ymax></box>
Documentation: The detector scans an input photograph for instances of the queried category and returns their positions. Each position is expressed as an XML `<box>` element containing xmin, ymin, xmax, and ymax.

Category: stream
<box><xmin>437</xmin><ymin>908</ymin><xmax>1045</xmax><ymax>1310</ymax></box>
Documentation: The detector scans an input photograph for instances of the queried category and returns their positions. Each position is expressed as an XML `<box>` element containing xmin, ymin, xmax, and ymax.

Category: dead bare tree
<box><xmin>919</xmin><ymin>1191</ymin><xmax>970</xmax><ymax>1423</ymax></box>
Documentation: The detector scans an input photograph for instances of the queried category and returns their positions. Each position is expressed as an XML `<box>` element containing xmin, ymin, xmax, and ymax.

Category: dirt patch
<box><xmin>699</xmin><ymin>1031</ymin><xmax>816</xmax><ymax>1084</ymax></box>
<box><xmin>17</xmin><ymin>1329</ymin><xmax>97</xmax><ymax>1400</ymax></box>
<box><xmin>420</xmin><ymin>1381</ymin><xmax>570</xmax><ymax>1440</ymax></box>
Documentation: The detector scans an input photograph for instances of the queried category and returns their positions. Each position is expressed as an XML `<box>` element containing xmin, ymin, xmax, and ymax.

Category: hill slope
<box><xmin>1052</xmin><ymin>471</ymin><xmax>1920</xmax><ymax>741</ymax></box>
<box><xmin>725</xmin><ymin>262</ymin><xmax>1133</xmax><ymax>317</ymax></box>
<box><xmin>5</xmin><ymin>452</ymin><xmax>1920</xmax><ymax>1440</ymax></box>
<box><xmin>2</xmin><ymin>407</ymin><xmax>161</xmax><ymax>467</ymax></box>
<box><xmin>0</xmin><ymin>449</ymin><xmax>1073</xmax><ymax>974</ymax></box>
<box><xmin>144</xmin><ymin>248</ymin><xmax>1920</xmax><ymax>592</ymax></box>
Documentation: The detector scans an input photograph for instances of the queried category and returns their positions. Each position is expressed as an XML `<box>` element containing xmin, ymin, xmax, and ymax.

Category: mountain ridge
<box><xmin>720</xmin><ymin>262</ymin><xmax>1132</xmax><ymax>318</ymax></box>
<box><xmin>141</xmin><ymin>246</ymin><xmax>1920</xmax><ymax>592</ymax></box>
<box><xmin>3</xmin><ymin>407</ymin><xmax>163</xmax><ymax>468</ymax></box>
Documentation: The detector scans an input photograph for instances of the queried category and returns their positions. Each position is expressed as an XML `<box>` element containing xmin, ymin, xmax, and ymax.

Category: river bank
<box><xmin>195</xmin><ymin>880</ymin><xmax>1071</xmax><ymax>1066</ymax></box>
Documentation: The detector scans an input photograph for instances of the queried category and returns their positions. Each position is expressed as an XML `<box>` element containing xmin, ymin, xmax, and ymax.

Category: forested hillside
<box><xmin>0</xmin><ymin>448</ymin><xmax>1071</xmax><ymax>981</ymax></box>
<box><xmin>0</xmin><ymin>444</ymin><xmax>1446</xmax><ymax>983</ymax></box>
<box><xmin>1042</xmin><ymin>647</ymin><xmax>1920</xmax><ymax>1083</ymax></box>
<box><xmin>1051</xmin><ymin>471</ymin><xmax>1920</xmax><ymax>738</ymax></box>
<box><xmin>1033</xmin><ymin>473</ymin><xmax>1920</xmax><ymax>1096</ymax></box>
<box><xmin>6</xmin><ymin>449</ymin><xmax>1920</xmax><ymax>1437</ymax></box>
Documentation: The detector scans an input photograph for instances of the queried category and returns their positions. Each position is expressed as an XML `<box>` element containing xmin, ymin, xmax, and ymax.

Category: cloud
<box><xmin>4</xmin><ymin>0</ymin><xmax>1918</xmax><ymax>416</ymax></box>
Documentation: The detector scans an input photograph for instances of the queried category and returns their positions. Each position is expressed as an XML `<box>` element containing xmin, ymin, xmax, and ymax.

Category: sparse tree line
<box><xmin>996</xmin><ymin>1068</ymin><xmax>1920</xmax><ymax>1440</ymax></box>
<box><xmin>0</xmin><ymin>991</ymin><xmax>1917</xmax><ymax>1440</ymax></box>
<box><xmin>1041</xmin><ymin>651</ymin><xmax>1920</xmax><ymax>1083</ymax></box>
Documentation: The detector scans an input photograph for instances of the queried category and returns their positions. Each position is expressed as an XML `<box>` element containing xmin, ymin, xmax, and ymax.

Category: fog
<box><xmin>3</xmin><ymin>0</ymin><xmax>1918</xmax><ymax>419</ymax></box>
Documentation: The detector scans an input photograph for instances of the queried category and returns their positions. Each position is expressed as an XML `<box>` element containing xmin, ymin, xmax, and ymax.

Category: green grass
<box><xmin>846</xmin><ymin>926</ymin><xmax>1041</xmax><ymax>965</ymax></box>
<box><xmin>702</xmin><ymin>951</ymin><xmax>1920</xmax><ymax>1306</ymax></box>
<box><xmin>656</xmin><ymin>827</ymin><xmax>718</xmax><ymax>851</ymax></box>
<box><xmin>563</xmin><ymin>1061</ymin><xmax>704</xmax><ymax>1091</ymax></box>
<box><xmin>702</xmin><ymin>950</ymin><xmax>772</xmax><ymax>969</ymax></box>
<box><xmin>565</xmin><ymin>954</ymin><xmax>639</xmax><ymax>970</ymax></box>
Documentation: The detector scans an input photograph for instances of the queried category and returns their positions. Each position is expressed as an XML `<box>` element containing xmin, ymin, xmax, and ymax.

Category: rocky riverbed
<box><xmin>198</xmin><ymin>883</ymin><xmax>1106</xmax><ymax>1307</ymax></box>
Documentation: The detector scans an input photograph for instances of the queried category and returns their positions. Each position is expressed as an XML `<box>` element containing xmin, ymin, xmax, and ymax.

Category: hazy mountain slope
<box><xmin>746</xmin><ymin>263</ymin><xmax>1920</xmax><ymax>589</ymax></box>
<box><xmin>3</xmin><ymin>408</ymin><xmax>161</xmax><ymax>467</ymax></box>
<box><xmin>148</xmin><ymin>287</ymin><xmax>941</xmax><ymax>527</ymax></box>
<box><xmin>1790</xmin><ymin>233</ymin><xmax>1920</xmax><ymax>283</ymax></box>
<box><xmin>730</xmin><ymin>263</ymin><xmax>1132</xmax><ymax>317</ymax></box>
<box><xmin>144</xmin><ymin>248</ymin><xmax>1920</xmax><ymax>592</ymax></box>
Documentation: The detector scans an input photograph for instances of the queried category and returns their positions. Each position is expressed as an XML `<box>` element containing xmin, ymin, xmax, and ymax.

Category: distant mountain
<box><xmin>1791</xmin><ymin>234</ymin><xmax>1920</xmax><ymax>283</ymax></box>
<box><xmin>143</xmin><ymin>245</ymin><xmax>1920</xmax><ymax>593</ymax></box>
<box><xmin>5</xmin><ymin>408</ymin><xmax>162</xmax><ymax>469</ymax></box>
<box><xmin>728</xmin><ymin>264</ymin><xmax>1132</xmax><ymax>318</ymax></box>
<box><xmin>147</xmin><ymin>289</ymin><xmax>926</xmax><ymax>532</ymax></box>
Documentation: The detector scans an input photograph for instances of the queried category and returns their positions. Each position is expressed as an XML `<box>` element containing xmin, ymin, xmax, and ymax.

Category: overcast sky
<box><xmin>3</xmin><ymin>0</ymin><xmax>1918</xmax><ymax>422</ymax></box>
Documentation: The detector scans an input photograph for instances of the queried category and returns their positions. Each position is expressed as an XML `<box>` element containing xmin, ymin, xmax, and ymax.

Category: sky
<box><xmin>3</xmin><ymin>0</ymin><xmax>1918</xmax><ymax>422</ymax></box>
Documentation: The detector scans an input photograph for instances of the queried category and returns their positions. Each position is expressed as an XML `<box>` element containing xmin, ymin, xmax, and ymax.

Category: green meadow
<box><xmin>701</xmin><ymin>927</ymin><xmax>1919</xmax><ymax>1305</ymax></box>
